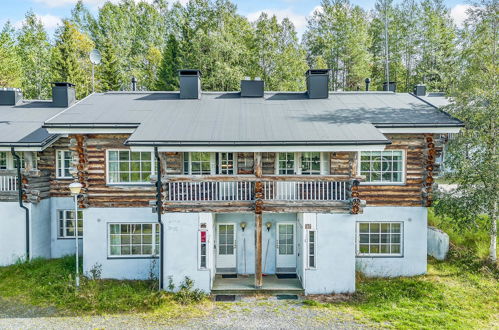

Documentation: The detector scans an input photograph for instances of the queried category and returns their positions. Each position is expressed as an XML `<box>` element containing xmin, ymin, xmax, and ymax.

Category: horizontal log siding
<box><xmin>37</xmin><ymin>137</ymin><xmax>71</xmax><ymax>198</ymax></box>
<box><xmin>358</xmin><ymin>134</ymin><xmax>427</xmax><ymax>207</ymax></box>
<box><xmin>85</xmin><ymin>134</ymin><xmax>155</xmax><ymax>208</ymax></box>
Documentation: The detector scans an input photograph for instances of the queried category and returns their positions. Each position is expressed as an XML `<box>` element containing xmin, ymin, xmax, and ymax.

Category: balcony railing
<box><xmin>0</xmin><ymin>175</ymin><xmax>18</xmax><ymax>192</ymax></box>
<box><xmin>166</xmin><ymin>177</ymin><xmax>350</xmax><ymax>202</ymax></box>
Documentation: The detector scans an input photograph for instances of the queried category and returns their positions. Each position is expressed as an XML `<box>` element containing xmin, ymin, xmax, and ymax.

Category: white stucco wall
<box><xmin>82</xmin><ymin>207</ymin><xmax>159</xmax><ymax>280</ymax></box>
<box><xmin>304</xmin><ymin>213</ymin><xmax>356</xmax><ymax>294</ymax></box>
<box><xmin>50</xmin><ymin>197</ymin><xmax>83</xmax><ymax>258</ymax></box>
<box><xmin>355</xmin><ymin>207</ymin><xmax>427</xmax><ymax>277</ymax></box>
<box><xmin>0</xmin><ymin>202</ymin><xmax>27</xmax><ymax>266</ymax></box>
<box><xmin>30</xmin><ymin>198</ymin><xmax>51</xmax><ymax>259</ymax></box>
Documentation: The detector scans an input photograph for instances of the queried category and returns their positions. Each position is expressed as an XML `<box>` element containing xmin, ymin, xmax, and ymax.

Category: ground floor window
<box><xmin>356</xmin><ymin>222</ymin><xmax>403</xmax><ymax>256</ymax></box>
<box><xmin>308</xmin><ymin>230</ymin><xmax>316</xmax><ymax>268</ymax></box>
<box><xmin>108</xmin><ymin>223</ymin><xmax>160</xmax><ymax>257</ymax></box>
<box><xmin>199</xmin><ymin>229</ymin><xmax>207</xmax><ymax>269</ymax></box>
<box><xmin>58</xmin><ymin>210</ymin><xmax>83</xmax><ymax>238</ymax></box>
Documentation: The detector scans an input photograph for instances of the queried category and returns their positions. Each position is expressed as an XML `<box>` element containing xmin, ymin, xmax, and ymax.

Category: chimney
<box><xmin>131</xmin><ymin>77</ymin><xmax>137</xmax><ymax>91</ymax></box>
<box><xmin>306</xmin><ymin>69</ymin><xmax>330</xmax><ymax>99</ymax></box>
<box><xmin>0</xmin><ymin>88</ymin><xmax>23</xmax><ymax>105</ymax></box>
<box><xmin>179</xmin><ymin>69</ymin><xmax>201</xmax><ymax>99</ymax></box>
<box><xmin>365</xmin><ymin>78</ymin><xmax>371</xmax><ymax>91</ymax></box>
<box><xmin>52</xmin><ymin>82</ymin><xmax>76</xmax><ymax>107</ymax></box>
<box><xmin>383</xmin><ymin>81</ymin><xmax>397</xmax><ymax>92</ymax></box>
<box><xmin>240</xmin><ymin>78</ymin><xmax>264</xmax><ymax>97</ymax></box>
<box><xmin>413</xmin><ymin>84</ymin><xmax>426</xmax><ymax>96</ymax></box>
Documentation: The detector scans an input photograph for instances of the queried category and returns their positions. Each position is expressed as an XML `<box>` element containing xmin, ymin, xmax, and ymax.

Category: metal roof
<box><xmin>44</xmin><ymin>91</ymin><xmax>463</xmax><ymax>146</ymax></box>
<box><xmin>417</xmin><ymin>92</ymin><xmax>452</xmax><ymax>108</ymax></box>
<box><xmin>0</xmin><ymin>100</ymin><xmax>63</xmax><ymax>147</ymax></box>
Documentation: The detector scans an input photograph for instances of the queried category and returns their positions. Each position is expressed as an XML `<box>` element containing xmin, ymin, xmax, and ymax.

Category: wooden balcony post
<box><xmin>254</xmin><ymin>152</ymin><xmax>263</xmax><ymax>288</ymax></box>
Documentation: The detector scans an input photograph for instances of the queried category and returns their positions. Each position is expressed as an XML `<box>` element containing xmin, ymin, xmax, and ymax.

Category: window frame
<box><xmin>358</xmin><ymin>150</ymin><xmax>406</xmax><ymax>185</ymax></box>
<box><xmin>217</xmin><ymin>152</ymin><xmax>237</xmax><ymax>175</ymax></box>
<box><xmin>275</xmin><ymin>152</ymin><xmax>329</xmax><ymax>175</ymax></box>
<box><xmin>107</xmin><ymin>222</ymin><xmax>160</xmax><ymax>259</ymax></box>
<box><xmin>56</xmin><ymin>150</ymin><xmax>73</xmax><ymax>179</ymax></box>
<box><xmin>57</xmin><ymin>209</ymin><xmax>83</xmax><ymax>239</ymax></box>
<box><xmin>106</xmin><ymin>149</ymin><xmax>155</xmax><ymax>185</ymax></box>
<box><xmin>0</xmin><ymin>152</ymin><xmax>32</xmax><ymax>170</ymax></box>
<box><xmin>183</xmin><ymin>152</ymin><xmax>215</xmax><ymax>175</ymax></box>
<box><xmin>356</xmin><ymin>221</ymin><xmax>404</xmax><ymax>257</ymax></box>
<box><xmin>198</xmin><ymin>228</ymin><xmax>208</xmax><ymax>270</ymax></box>
<box><xmin>307</xmin><ymin>229</ymin><xmax>317</xmax><ymax>269</ymax></box>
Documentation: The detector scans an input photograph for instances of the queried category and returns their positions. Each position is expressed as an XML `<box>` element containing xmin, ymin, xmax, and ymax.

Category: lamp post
<box><xmin>69</xmin><ymin>182</ymin><xmax>83</xmax><ymax>288</ymax></box>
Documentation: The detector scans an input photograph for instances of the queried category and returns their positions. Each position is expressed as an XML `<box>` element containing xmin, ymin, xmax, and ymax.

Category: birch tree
<box><xmin>0</xmin><ymin>22</ymin><xmax>21</xmax><ymax>88</ymax></box>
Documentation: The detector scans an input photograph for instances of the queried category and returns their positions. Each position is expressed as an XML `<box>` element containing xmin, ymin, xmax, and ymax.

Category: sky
<box><xmin>0</xmin><ymin>0</ymin><xmax>472</xmax><ymax>38</ymax></box>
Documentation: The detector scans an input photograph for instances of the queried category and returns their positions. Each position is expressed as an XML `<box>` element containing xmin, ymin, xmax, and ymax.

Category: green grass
<box><xmin>0</xmin><ymin>256</ymin><xmax>210</xmax><ymax>317</ymax></box>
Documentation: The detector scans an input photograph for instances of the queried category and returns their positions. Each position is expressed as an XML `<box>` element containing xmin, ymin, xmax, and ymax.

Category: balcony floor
<box><xmin>212</xmin><ymin>274</ymin><xmax>304</xmax><ymax>295</ymax></box>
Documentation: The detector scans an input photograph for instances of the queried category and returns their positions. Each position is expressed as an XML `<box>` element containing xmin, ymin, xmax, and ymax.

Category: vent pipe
<box><xmin>179</xmin><ymin>70</ymin><xmax>202</xmax><ymax>99</ymax></box>
<box><xmin>0</xmin><ymin>88</ymin><xmax>23</xmax><ymax>106</ymax></box>
<box><xmin>383</xmin><ymin>81</ymin><xmax>396</xmax><ymax>92</ymax></box>
<box><xmin>52</xmin><ymin>82</ymin><xmax>76</xmax><ymax>107</ymax></box>
<box><xmin>306</xmin><ymin>69</ymin><xmax>330</xmax><ymax>99</ymax></box>
<box><xmin>414</xmin><ymin>84</ymin><xmax>426</xmax><ymax>96</ymax></box>
<box><xmin>365</xmin><ymin>78</ymin><xmax>371</xmax><ymax>91</ymax></box>
<box><xmin>131</xmin><ymin>77</ymin><xmax>137</xmax><ymax>91</ymax></box>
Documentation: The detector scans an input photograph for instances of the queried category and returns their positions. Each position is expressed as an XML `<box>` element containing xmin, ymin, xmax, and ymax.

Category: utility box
<box><xmin>0</xmin><ymin>88</ymin><xmax>23</xmax><ymax>106</ymax></box>
<box><xmin>306</xmin><ymin>69</ymin><xmax>330</xmax><ymax>99</ymax></box>
<box><xmin>414</xmin><ymin>84</ymin><xmax>427</xmax><ymax>96</ymax></box>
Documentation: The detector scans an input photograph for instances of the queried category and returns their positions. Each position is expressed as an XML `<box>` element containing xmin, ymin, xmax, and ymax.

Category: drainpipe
<box><xmin>155</xmin><ymin>147</ymin><xmax>164</xmax><ymax>290</ymax></box>
<box><xmin>11</xmin><ymin>148</ymin><xmax>29</xmax><ymax>261</ymax></box>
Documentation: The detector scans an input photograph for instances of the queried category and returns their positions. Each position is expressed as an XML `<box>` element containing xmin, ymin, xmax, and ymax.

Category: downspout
<box><xmin>11</xmin><ymin>148</ymin><xmax>29</xmax><ymax>261</ymax></box>
<box><xmin>155</xmin><ymin>147</ymin><xmax>164</xmax><ymax>290</ymax></box>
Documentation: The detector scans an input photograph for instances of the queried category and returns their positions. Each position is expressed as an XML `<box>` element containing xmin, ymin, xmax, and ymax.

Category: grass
<box><xmin>0</xmin><ymin>256</ymin><xmax>210</xmax><ymax>317</ymax></box>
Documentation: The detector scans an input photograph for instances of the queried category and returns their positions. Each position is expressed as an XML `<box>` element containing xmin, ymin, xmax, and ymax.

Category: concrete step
<box><xmin>211</xmin><ymin>288</ymin><xmax>304</xmax><ymax>295</ymax></box>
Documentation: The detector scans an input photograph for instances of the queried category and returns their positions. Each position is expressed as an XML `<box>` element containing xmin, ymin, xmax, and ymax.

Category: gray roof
<box><xmin>0</xmin><ymin>100</ymin><xmax>64</xmax><ymax>147</ymax></box>
<box><xmin>45</xmin><ymin>91</ymin><xmax>463</xmax><ymax>146</ymax></box>
<box><xmin>417</xmin><ymin>92</ymin><xmax>452</xmax><ymax>108</ymax></box>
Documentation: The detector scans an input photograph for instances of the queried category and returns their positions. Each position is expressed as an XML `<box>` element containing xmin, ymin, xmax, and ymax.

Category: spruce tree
<box><xmin>0</xmin><ymin>22</ymin><xmax>21</xmax><ymax>88</ymax></box>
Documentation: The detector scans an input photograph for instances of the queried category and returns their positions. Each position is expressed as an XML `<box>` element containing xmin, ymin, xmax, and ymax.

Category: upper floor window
<box><xmin>0</xmin><ymin>152</ymin><xmax>30</xmax><ymax>170</ymax></box>
<box><xmin>183</xmin><ymin>152</ymin><xmax>213</xmax><ymax>175</ymax></box>
<box><xmin>56</xmin><ymin>150</ymin><xmax>73</xmax><ymax>179</ymax></box>
<box><xmin>218</xmin><ymin>152</ymin><xmax>236</xmax><ymax>175</ymax></box>
<box><xmin>107</xmin><ymin>150</ymin><xmax>153</xmax><ymax>184</ymax></box>
<box><xmin>58</xmin><ymin>210</ymin><xmax>83</xmax><ymax>238</ymax></box>
<box><xmin>277</xmin><ymin>152</ymin><xmax>295</xmax><ymax>175</ymax></box>
<box><xmin>356</xmin><ymin>222</ymin><xmax>402</xmax><ymax>256</ymax></box>
<box><xmin>275</xmin><ymin>152</ymin><xmax>329</xmax><ymax>175</ymax></box>
<box><xmin>359</xmin><ymin>150</ymin><xmax>404</xmax><ymax>183</ymax></box>
<box><xmin>301</xmin><ymin>152</ymin><xmax>321</xmax><ymax>175</ymax></box>
<box><xmin>0</xmin><ymin>152</ymin><xmax>7</xmax><ymax>170</ymax></box>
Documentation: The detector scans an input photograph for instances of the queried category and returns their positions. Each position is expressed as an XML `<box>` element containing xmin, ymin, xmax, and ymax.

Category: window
<box><xmin>107</xmin><ymin>150</ymin><xmax>153</xmax><ymax>184</ymax></box>
<box><xmin>108</xmin><ymin>223</ymin><xmax>160</xmax><ymax>257</ymax></box>
<box><xmin>357</xmin><ymin>222</ymin><xmax>402</xmax><ymax>256</ymax></box>
<box><xmin>56</xmin><ymin>150</ymin><xmax>73</xmax><ymax>178</ymax></box>
<box><xmin>0</xmin><ymin>152</ymin><xmax>7</xmax><ymax>170</ymax></box>
<box><xmin>301</xmin><ymin>152</ymin><xmax>321</xmax><ymax>175</ymax></box>
<box><xmin>218</xmin><ymin>152</ymin><xmax>236</xmax><ymax>175</ymax></box>
<box><xmin>308</xmin><ymin>230</ymin><xmax>316</xmax><ymax>268</ymax></box>
<box><xmin>199</xmin><ymin>229</ymin><xmax>207</xmax><ymax>269</ymax></box>
<box><xmin>58</xmin><ymin>210</ymin><xmax>83</xmax><ymax>238</ymax></box>
<box><xmin>183</xmin><ymin>152</ymin><xmax>212</xmax><ymax>175</ymax></box>
<box><xmin>277</xmin><ymin>152</ymin><xmax>295</xmax><ymax>175</ymax></box>
<box><xmin>360</xmin><ymin>150</ymin><xmax>404</xmax><ymax>183</ymax></box>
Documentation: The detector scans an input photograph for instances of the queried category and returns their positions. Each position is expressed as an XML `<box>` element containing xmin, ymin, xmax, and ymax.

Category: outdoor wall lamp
<box><xmin>266</xmin><ymin>222</ymin><xmax>272</xmax><ymax>231</ymax></box>
<box><xmin>240</xmin><ymin>222</ymin><xmax>247</xmax><ymax>231</ymax></box>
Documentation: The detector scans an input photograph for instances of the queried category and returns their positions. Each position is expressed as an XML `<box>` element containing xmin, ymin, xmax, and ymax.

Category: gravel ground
<box><xmin>0</xmin><ymin>296</ymin><xmax>369</xmax><ymax>329</ymax></box>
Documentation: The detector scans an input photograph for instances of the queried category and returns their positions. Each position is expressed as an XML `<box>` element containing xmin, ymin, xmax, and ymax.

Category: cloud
<box><xmin>32</xmin><ymin>0</ymin><xmax>155</xmax><ymax>8</ymax></box>
<box><xmin>14</xmin><ymin>14</ymin><xmax>62</xmax><ymax>30</ymax></box>
<box><xmin>450</xmin><ymin>4</ymin><xmax>473</xmax><ymax>27</ymax></box>
<box><xmin>246</xmin><ymin>8</ymin><xmax>309</xmax><ymax>35</ymax></box>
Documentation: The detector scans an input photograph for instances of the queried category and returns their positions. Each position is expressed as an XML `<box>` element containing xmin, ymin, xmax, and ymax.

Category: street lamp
<box><xmin>69</xmin><ymin>182</ymin><xmax>83</xmax><ymax>288</ymax></box>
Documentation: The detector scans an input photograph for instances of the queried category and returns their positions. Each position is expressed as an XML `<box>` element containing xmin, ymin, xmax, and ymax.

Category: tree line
<box><xmin>0</xmin><ymin>0</ymin><xmax>462</xmax><ymax>99</ymax></box>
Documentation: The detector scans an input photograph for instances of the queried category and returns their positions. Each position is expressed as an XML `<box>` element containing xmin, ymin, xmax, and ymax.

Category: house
<box><xmin>0</xmin><ymin>70</ymin><xmax>462</xmax><ymax>294</ymax></box>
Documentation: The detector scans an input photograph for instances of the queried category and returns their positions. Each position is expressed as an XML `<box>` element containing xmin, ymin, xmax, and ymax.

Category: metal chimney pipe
<box><xmin>131</xmin><ymin>77</ymin><xmax>137</xmax><ymax>91</ymax></box>
<box><xmin>365</xmin><ymin>78</ymin><xmax>371</xmax><ymax>91</ymax></box>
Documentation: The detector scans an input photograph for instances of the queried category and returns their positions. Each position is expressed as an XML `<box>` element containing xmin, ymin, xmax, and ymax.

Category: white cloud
<box><xmin>450</xmin><ymin>4</ymin><xmax>473</xmax><ymax>28</ymax></box>
<box><xmin>32</xmin><ymin>0</ymin><xmax>155</xmax><ymax>8</ymax></box>
<box><xmin>247</xmin><ymin>8</ymin><xmax>308</xmax><ymax>35</ymax></box>
<box><xmin>14</xmin><ymin>14</ymin><xmax>62</xmax><ymax>30</ymax></box>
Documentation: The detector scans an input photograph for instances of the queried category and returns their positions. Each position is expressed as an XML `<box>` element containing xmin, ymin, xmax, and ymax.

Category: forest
<box><xmin>0</xmin><ymin>0</ymin><xmax>486</xmax><ymax>99</ymax></box>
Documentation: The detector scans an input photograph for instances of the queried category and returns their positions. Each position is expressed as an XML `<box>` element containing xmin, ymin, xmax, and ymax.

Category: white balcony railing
<box><xmin>167</xmin><ymin>180</ymin><xmax>348</xmax><ymax>202</ymax></box>
<box><xmin>0</xmin><ymin>175</ymin><xmax>18</xmax><ymax>192</ymax></box>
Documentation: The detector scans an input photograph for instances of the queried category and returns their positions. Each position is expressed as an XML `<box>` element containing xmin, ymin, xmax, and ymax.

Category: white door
<box><xmin>276</xmin><ymin>223</ymin><xmax>297</xmax><ymax>272</ymax></box>
<box><xmin>216</xmin><ymin>223</ymin><xmax>236</xmax><ymax>272</ymax></box>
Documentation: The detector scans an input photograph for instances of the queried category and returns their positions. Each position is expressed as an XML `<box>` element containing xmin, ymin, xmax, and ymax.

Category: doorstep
<box><xmin>212</xmin><ymin>274</ymin><xmax>304</xmax><ymax>295</ymax></box>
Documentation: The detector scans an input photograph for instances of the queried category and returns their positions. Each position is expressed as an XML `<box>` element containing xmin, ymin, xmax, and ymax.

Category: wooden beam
<box><xmin>255</xmin><ymin>211</ymin><xmax>263</xmax><ymax>288</ymax></box>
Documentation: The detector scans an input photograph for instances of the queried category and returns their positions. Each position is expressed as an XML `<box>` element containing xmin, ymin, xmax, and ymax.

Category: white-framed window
<box><xmin>107</xmin><ymin>150</ymin><xmax>154</xmax><ymax>184</ymax></box>
<box><xmin>356</xmin><ymin>222</ymin><xmax>403</xmax><ymax>257</ymax></box>
<box><xmin>0</xmin><ymin>152</ymin><xmax>7</xmax><ymax>170</ymax></box>
<box><xmin>58</xmin><ymin>210</ymin><xmax>83</xmax><ymax>238</ymax></box>
<box><xmin>56</xmin><ymin>150</ymin><xmax>73</xmax><ymax>179</ymax></box>
<box><xmin>301</xmin><ymin>152</ymin><xmax>321</xmax><ymax>175</ymax></box>
<box><xmin>359</xmin><ymin>150</ymin><xmax>404</xmax><ymax>184</ymax></box>
<box><xmin>308</xmin><ymin>230</ymin><xmax>316</xmax><ymax>268</ymax></box>
<box><xmin>199</xmin><ymin>228</ymin><xmax>208</xmax><ymax>269</ymax></box>
<box><xmin>218</xmin><ymin>152</ymin><xmax>236</xmax><ymax>175</ymax></box>
<box><xmin>108</xmin><ymin>223</ymin><xmax>160</xmax><ymax>257</ymax></box>
<box><xmin>277</xmin><ymin>152</ymin><xmax>295</xmax><ymax>175</ymax></box>
<box><xmin>183</xmin><ymin>152</ymin><xmax>214</xmax><ymax>175</ymax></box>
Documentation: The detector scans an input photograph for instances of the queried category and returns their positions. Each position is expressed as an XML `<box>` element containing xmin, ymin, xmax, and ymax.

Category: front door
<box><xmin>276</xmin><ymin>223</ymin><xmax>296</xmax><ymax>273</ymax></box>
<box><xmin>216</xmin><ymin>223</ymin><xmax>236</xmax><ymax>273</ymax></box>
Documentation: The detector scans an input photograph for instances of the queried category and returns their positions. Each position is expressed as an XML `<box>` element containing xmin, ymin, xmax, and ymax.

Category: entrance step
<box><xmin>212</xmin><ymin>274</ymin><xmax>304</xmax><ymax>295</ymax></box>
<box><xmin>212</xmin><ymin>288</ymin><xmax>304</xmax><ymax>295</ymax></box>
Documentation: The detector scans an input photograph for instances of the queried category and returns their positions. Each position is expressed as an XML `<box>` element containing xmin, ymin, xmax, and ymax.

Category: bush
<box><xmin>168</xmin><ymin>276</ymin><xmax>206</xmax><ymax>305</ymax></box>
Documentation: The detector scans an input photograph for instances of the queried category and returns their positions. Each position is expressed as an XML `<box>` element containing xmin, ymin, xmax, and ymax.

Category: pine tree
<box><xmin>0</xmin><ymin>22</ymin><xmax>21</xmax><ymax>88</ymax></box>
<box><xmin>98</xmin><ymin>37</ymin><xmax>121</xmax><ymax>92</ymax></box>
<box><xmin>156</xmin><ymin>34</ymin><xmax>181</xmax><ymax>91</ymax></box>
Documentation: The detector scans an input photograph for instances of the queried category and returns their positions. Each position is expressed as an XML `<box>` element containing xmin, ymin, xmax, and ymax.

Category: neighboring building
<box><xmin>0</xmin><ymin>71</ymin><xmax>462</xmax><ymax>294</ymax></box>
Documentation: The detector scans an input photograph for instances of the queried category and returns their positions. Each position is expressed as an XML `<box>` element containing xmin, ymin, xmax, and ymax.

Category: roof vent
<box><xmin>306</xmin><ymin>69</ymin><xmax>330</xmax><ymax>99</ymax></box>
<box><xmin>179</xmin><ymin>69</ymin><xmax>201</xmax><ymax>99</ymax></box>
<box><xmin>0</xmin><ymin>88</ymin><xmax>23</xmax><ymax>106</ymax></box>
<box><xmin>240</xmin><ymin>79</ymin><xmax>264</xmax><ymax>97</ymax></box>
<box><xmin>52</xmin><ymin>82</ymin><xmax>76</xmax><ymax>107</ymax></box>
<box><xmin>413</xmin><ymin>84</ymin><xmax>426</xmax><ymax>96</ymax></box>
<box><xmin>383</xmin><ymin>81</ymin><xmax>397</xmax><ymax>92</ymax></box>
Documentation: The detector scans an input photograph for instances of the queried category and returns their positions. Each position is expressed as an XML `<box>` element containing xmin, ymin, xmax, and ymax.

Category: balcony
<box><xmin>0</xmin><ymin>171</ymin><xmax>18</xmax><ymax>192</ymax></box>
<box><xmin>163</xmin><ymin>176</ymin><xmax>359</xmax><ymax>213</ymax></box>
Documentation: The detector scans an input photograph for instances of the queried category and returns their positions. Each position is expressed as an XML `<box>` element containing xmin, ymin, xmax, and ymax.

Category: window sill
<box><xmin>56</xmin><ymin>177</ymin><xmax>73</xmax><ymax>180</ymax></box>
<box><xmin>106</xmin><ymin>183</ymin><xmax>154</xmax><ymax>186</ymax></box>
<box><xmin>356</xmin><ymin>255</ymin><xmax>404</xmax><ymax>258</ymax></box>
<box><xmin>107</xmin><ymin>256</ymin><xmax>159</xmax><ymax>260</ymax></box>
<box><xmin>359</xmin><ymin>182</ymin><xmax>406</xmax><ymax>186</ymax></box>
<box><xmin>57</xmin><ymin>237</ymin><xmax>83</xmax><ymax>240</ymax></box>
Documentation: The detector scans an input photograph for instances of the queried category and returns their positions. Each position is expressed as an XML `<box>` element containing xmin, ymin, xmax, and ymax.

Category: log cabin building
<box><xmin>0</xmin><ymin>70</ymin><xmax>462</xmax><ymax>294</ymax></box>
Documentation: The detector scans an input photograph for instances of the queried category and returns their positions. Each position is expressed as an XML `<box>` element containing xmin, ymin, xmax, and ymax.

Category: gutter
<box><xmin>11</xmin><ymin>148</ymin><xmax>29</xmax><ymax>261</ymax></box>
<box><xmin>155</xmin><ymin>147</ymin><xmax>164</xmax><ymax>290</ymax></box>
<box><xmin>124</xmin><ymin>140</ymin><xmax>392</xmax><ymax>147</ymax></box>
